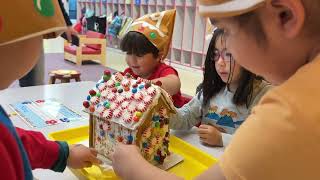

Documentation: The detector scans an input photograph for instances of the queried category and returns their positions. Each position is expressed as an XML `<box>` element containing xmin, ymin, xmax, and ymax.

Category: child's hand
<box><xmin>67</xmin><ymin>144</ymin><xmax>102</xmax><ymax>169</ymax></box>
<box><xmin>109</xmin><ymin>144</ymin><xmax>145</xmax><ymax>178</ymax></box>
<box><xmin>197</xmin><ymin>124</ymin><xmax>223</xmax><ymax>146</ymax></box>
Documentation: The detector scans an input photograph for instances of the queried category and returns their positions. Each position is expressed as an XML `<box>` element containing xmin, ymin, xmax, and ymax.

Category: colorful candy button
<box><xmin>33</xmin><ymin>0</ymin><xmax>55</xmax><ymax>17</ymax></box>
<box><xmin>104</xmin><ymin>70</ymin><xmax>111</xmax><ymax>76</ymax></box>
<box><xmin>150</xmin><ymin>32</ymin><xmax>157</xmax><ymax>39</ymax></box>
<box><xmin>45</xmin><ymin>120</ymin><xmax>58</xmax><ymax>125</ymax></box>
<box><xmin>89</xmin><ymin>89</ymin><xmax>96</xmax><ymax>96</ymax></box>
<box><xmin>83</xmin><ymin>101</ymin><xmax>90</xmax><ymax>108</ymax></box>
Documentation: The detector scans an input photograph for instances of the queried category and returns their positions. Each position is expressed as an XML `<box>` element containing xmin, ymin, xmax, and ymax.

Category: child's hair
<box><xmin>201</xmin><ymin>28</ymin><xmax>258</xmax><ymax>108</ymax></box>
<box><xmin>120</xmin><ymin>31</ymin><xmax>160</xmax><ymax>58</ymax></box>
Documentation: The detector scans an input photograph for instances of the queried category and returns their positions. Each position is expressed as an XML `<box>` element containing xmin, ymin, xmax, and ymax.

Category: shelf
<box><xmin>148</xmin><ymin>6</ymin><xmax>156</xmax><ymax>15</ymax></box>
<box><xmin>156</xmin><ymin>5</ymin><xmax>165</xmax><ymax>12</ymax></box>
<box><xmin>172</xmin><ymin>7</ymin><xmax>184</xmax><ymax>49</ymax></box>
<box><xmin>77</xmin><ymin>0</ymin><xmax>207</xmax><ymax>69</ymax></box>
<box><xmin>175</xmin><ymin>0</ymin><xmax>184</xmax><ymax>6</ymax></box>
<box><xmin>141</xmin><ymin>4</ymin><xmax>148</xmax><ymax>16</ymax></box>
<box><xmin>182</xmin><ymin>7</ymin><xmax>195</xmax><ymax>51</ymax></box>
<box><xmin>182</xmin><ymin>51</ymin><xmax>191</xmax><ymax>65</ymax></box>
<box><xmin>172</xmin><ymin>49</ymin><xmax>182</xmax><ymax>63</ymax></box>
<box><xmin>125</xmin><ymin>4</ymin><xmax>132</xmax><ymax>17</ymax></box>
<box><xmin>157</xmin><ymin>0</ymin><xmax>165</xmax><ymax>5</ymax></box>
<box><xmin>192</xmin><ymin>8</ymin><xmax>205</xmax><ymax>53</ymax></box>
<box><xmin>191</xmin><ymin>53</ymin><xmax>203</xmax><ymax>67</ymax></box>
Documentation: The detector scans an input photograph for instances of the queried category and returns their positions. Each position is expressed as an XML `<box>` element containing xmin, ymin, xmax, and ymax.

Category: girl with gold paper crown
<box><xmin>120</xmin><ymin>9</ymin><xmax>189</xmax><ymax>108</ymax></box>
<box><xmin>0</xmin><ymin>1</ymin><xmax>100</xmax><ymax>179</ymax></box>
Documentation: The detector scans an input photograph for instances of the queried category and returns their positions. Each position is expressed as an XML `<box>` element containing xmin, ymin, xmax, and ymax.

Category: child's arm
<box><xmin>170</xmin><ymin>94</ymin><xmax>202</xmax><ymax>130</ymax></box>
<box><xmin>152</xmin><ymin>74</ymin><xmax>181</xmax><ymax>96</ymax></box>
<box><xmin>16</xmin><ymin>128</ymin><xmax>100</xmax><ymax>171</ymax></box>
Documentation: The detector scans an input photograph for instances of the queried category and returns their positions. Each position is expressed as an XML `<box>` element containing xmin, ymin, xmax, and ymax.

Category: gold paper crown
<box><xmin>128</xmin><ymin>9</ymin><xmax>176</xmax><ymax>59</ymax></box>
<box><xmin>0</xmin><ymin>0</ymin><xmax>66</xmax><ymax>46</ymax></box>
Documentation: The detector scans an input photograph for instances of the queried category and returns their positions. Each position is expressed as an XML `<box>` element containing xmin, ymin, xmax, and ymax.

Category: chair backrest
<box><xmin>85</xmin><ymin>31</ymin><xmax>105</xmax><ymax>50</ymax></box>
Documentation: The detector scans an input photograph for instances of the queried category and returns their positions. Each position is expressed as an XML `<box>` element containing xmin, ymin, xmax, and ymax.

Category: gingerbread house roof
<box><xmin>83</xmin><ymin>71</ymin><xmax>176</xmax><ymax>130</ymax></box>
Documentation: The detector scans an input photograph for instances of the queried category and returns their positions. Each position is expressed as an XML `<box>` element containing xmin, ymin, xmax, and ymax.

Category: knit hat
<box><xmin>128</xmin><ymin>9</ymin><xmax>176</xmax><ymax>59</ymax></box>
<box><xmin>0</xmin><ymin>0</ymin><xmax>66</xmax><ymax>46</ymax></box>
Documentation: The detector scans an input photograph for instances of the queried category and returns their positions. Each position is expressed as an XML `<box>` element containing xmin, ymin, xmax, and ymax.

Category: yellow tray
<box><xmin>49</xmin><ymin>126</ymin><xmax>217</xmax><ymax>180</ymax></box>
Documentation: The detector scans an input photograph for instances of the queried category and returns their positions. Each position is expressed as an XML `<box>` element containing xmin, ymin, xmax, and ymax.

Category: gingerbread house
<box><xmin>83</xmin><ymin>71</ymin><xmax>176</xmax><ymax>165</ymax></box>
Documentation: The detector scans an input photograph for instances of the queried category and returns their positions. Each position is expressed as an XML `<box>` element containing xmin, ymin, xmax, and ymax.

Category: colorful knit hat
<box><xmin>128</xmin><ymin>9</ymin><xmax>176</xmax><ymax>59</ymax></box>
<box><xmin>0</xmin><ymin>0</ymin><xmax>66</xmax><ymax>46</ymax></box>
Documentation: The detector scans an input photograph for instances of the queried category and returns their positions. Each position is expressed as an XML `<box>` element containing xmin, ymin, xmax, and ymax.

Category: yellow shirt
<box><xmin>220</xmin><ymin>54</ymin><xmax>320</xmax><ymax>180</ymax></box>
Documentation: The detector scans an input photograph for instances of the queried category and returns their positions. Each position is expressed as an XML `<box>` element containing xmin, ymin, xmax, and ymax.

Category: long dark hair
<box><xmin>201</xmin><ymin>28</ymin><xmax>257</xmax><ymax>108</ymax></box>
<box><xmin>120</xmin><ymin>31</ymin><xmax>160</xmax><ymax>58</ymax></box>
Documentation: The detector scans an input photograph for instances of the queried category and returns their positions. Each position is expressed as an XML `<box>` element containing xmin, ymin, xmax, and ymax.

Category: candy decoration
<box><xmin>83</xmin><ymin>101</ymin><xmax>90</xmax><ymax>108</ymax></box>
<box><xmin>99</xmin><ymin>124</ymin><xmax>103</xmax><ymax>129</ymax></box>
<box><xmin>124</xmin><ymin>92</ymin><xmax>134</xmax><ymax>100</ymax></box>
<box><xmin>124</xmin><ymin>86</ymin><xmax>130</xmax><ymax>92</ymax></box>
<box><xmin>110</xmin><ymin>102</ymin><xmax>119</xmax><ymax>110</ymax></box>
<box><xmin>112</xmin><ymin>88</ymin><xmax>117</xmax><ymax>93</ymax></box>
<box><xmin>90</xmin><ymin>96</ymin><xmax>100</xmax><ymax>105</ymax></box>
<box><xmin>104</xmin><ymin>70</ymin><xmax>111</xmax><ymax>76</ymax></box>
<box><xmin>154</xmin><ymin>155</ymin><xmax>160</xmax><ymax>162</ymax></box>
<box><xmin>103</xmin><ymin>109</ymin><xmax>113</xmax><ymax>119</ymax></box>
<box><xmin>98</xmin><ymin>83</ymin><xmax>107</xmax><ymax>91</ymax></box>
<box><xmin>133</xmin><ymin>116</ymin><xmax>140</xmax><ymax>122</ymax></box>
<box><xmin>96</xmin><ymin>92</ymin><xmax>101</xmax><ymax>97</ymax></box>
<box><xmin>134</xmin><ymin>92</ymin><xmax>143</xmax><ymax>101</ymax></box>
<box><xmin>147</xmin><ymin>87</ymin><xmax>156</xmax><ymax>96</ymax></box>
<box><xmin>33</xmin><ymin>0</ymin><xmax>55</xmax><ymax>17</ymax></box>
<box><xmin>103</xmin><ymin>101</ymin><xmax>110</xmax><ymax>108</ymax></box>
<box><xmin>109</xmin><ymin>133</ymin><xmax>115</xmax><ymax>139</ymax></box>
<box><xmin>127</xmin><ymin>135</ymin><xmax>133</xmax><ymax>144</ymax></box>
<box><xmin>113</xmin><ymin>109</ymin><xmax>122</xmax><ymax>118</ymax></box>
<box><xmin>87</xmin><ymin>95</ymin><xmax>91</xmax><ymax>101</ymax></box>
<box><xmin>128</xmin><ymin>103</ymin><xmax>137</xmax><ymax>113</ymax></box>
<box><xmin>96</xmin><ymin>105</ymin><xmax>105</xmax><ymax>114</ymax></box>
<box><xmin>150</xmin><ymin>32</ymin><xmax>157</xmax><ymax>39</ymax></box>
<box><xmin>100</xmin><ymin>130</ymin><xmax>105</xmax><ymax>137</ymax></box>
<box><xmin>135</xmin><ymin>111</ymin><xmax>142</xmax><ymax>118</ymax></box>
<box><xmin>159</xmin><ymin>107</ymin><xmax>167</xmax><ymax>117</ymax></box>
<box><xmin>122</xmin><ymin>79</ymin><xmax>130</xmax><ymax>87</ymax></box>
<box><xmin>143</xmin><ymin>95</ymin><xmax>153</xmax><ymax>105</ymax></box>
<box><xmin>137</xmin><ymin>102</ymin><xmax>147</xmax><ymax>112</ymax></box>
<box><xmin>103</xmin><ymin>75</ymin><xmax>111</xmax><ymax>82</ymax></box>
<box><xmin>136</xmin><ymin>78</ymin><xmax>142</xmax><ymax>84</ymax></box>
<box><xmin>152</xmin><ymin>115</ymin><xmax>160</xmax><ymax>122</ymax></box>
<box><xmin>155</xmin><ymin>122</ymin><xmax>160</xmax><ymax>128</ymax></box>
<box><xmin>118</xmin><ymin>88</ymin><xmax>123</xmax><ymax>93</ymax></box>
<box><xmin>107</xmin><ymin>93</ymin><xmax>116</xmax><ymax>101</ymax></box>
<box><xmin>125</xmin><ymin>73</ymin><xmax>132</xmax><ymax>78</ymax></box>
<box><xmin>101</xmin><ymin>90</ymin><xmax>109</xmax><ymax>100</ymax></box>
<box><xmin>89</xmin><ymin>106</ymin><xmax>95</xmax><ymax>113</ymax></box>
<box><xmin>145</xmin><ymin>82</ymin><xmax>152</xmax><ymax>89</ymax></box>
<box><xmin>121</xmin><ymin>101</ymin><xmax>130</xmax><ymax>110</ymax></box>
<box><xmin>143</xmin><ymin>142</ymin><xmax>148</xmax><ymax>148</ymax></box>
<box><xmin>89</xmin><ymin>89</ymin><xmax>96</xmax><ymax>96</ymax></box>
<box><xmin>155</xmin><ymin>80</ymin><xmax>162</xmax><ymax>87</ymax></box>
<box><xmin>139</xmin><ymin>84</ymin><xmax>145</xmax><ymax>89</ymax></box>
<box><xmin>132</xmin><ymin>83</ymin><xmax>138</xmax><ymax>88</ymax></box>
<box><xmin>106</xmin><ymin>79</ymin><xmax>115</xmax><ymax>88</ymax></box>
<box><xmin>117</xmin><ymin>136</ymin><xmax>124</xmax><ymax>142</ymax></box>
<box><xmin>115</xmin><ymin>82</ymin><xmax>121</xmax><ymax>87</ymax></box>
<box><xmin>138</xmin><ymin>26</ymin><xmax>145</xmax><ymax>32</ymax></box>
<box><xmin>116</xmin><ymin>96</ymin><xmax>125</xmax><ymax>104</ymax></box>
<box><xmin>115</xmin><ymin>73</ymin><xmax>124</xmax><ymax>82</ymax></box>
<box><xmin>123</xmin><ymin>111</ymin><xmax>132</xmax><ymax>123</ymax></box>
<box><xmin>132</xmin><ymin>88</ymin><xmax>138</xmax><ymax>94</ymax></box>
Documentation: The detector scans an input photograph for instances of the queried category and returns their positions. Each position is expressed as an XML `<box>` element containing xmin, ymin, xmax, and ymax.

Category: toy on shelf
<box><xmin>83</xmin><ymin>71</ymin><xmax>177</xmax><ymax>165</ymax></box>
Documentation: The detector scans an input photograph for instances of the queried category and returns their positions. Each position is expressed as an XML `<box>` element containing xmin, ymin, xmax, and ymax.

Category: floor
<box><xmin>12</xmin><ymin>38</ymin><xmax>203</xmax><ymax>96</ymax></box>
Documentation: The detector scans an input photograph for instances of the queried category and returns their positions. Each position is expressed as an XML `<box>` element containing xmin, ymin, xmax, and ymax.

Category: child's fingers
<box><xmin>90</xmin><ymin>148</ymin><xmax>98</xmax><ymax>156</ymax></box>
<box><xmin>83</xmin><ymin>161</ymin><xmax>93</xmax><ymax>168</ymax></box>
<box><xmin>199</xmin><ymin>124</ymin><xmax>210</xmax><ymax>129</ymax></box>
<box><xmin>197</xmin><ymin>127</ymin><xmax>208</xmax><ymax>134</ymax></box>
<box><xmin>89</xmin><ymin>154</ymin><xmax>102</xmax><ymax>164</ymax></box>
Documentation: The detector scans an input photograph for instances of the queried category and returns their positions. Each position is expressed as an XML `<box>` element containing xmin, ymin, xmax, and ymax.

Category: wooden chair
<box><xmin>64</xmin><ymin>31</ymin><xmax>106</xmax><ymax>66</ymax></box>
<box><xmin>48</xmin><ymin>70</ymin><xmax>81</xmax><ymax>84</ymax></box>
